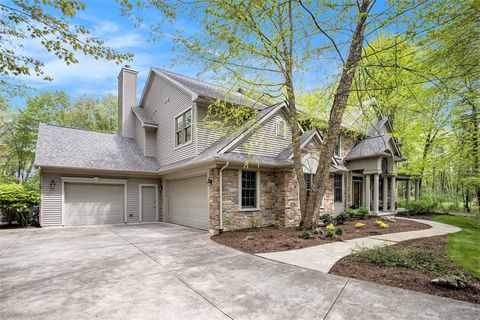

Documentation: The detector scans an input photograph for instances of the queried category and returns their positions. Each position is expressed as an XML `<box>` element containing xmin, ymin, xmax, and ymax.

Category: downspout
<box><xmin>219</xmin><ymin>161</ymin><xmax>230</xmax><ymax>233</ymax></box>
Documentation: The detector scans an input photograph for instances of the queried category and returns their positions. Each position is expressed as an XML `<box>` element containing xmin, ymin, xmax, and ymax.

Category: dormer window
<box><xmin>276</xmin><ymin>119</ymin><xmax>286</xmax><ymax>137</ymax></box>
<box><xmin>334</xmin><ymin>134</ymin><xmax>341</xmax><ymax>157</ymax></box>
<box><xmin>175</xmin><ymin>109</ymin><xmax>192</xmax><ymax>146</ymax></box>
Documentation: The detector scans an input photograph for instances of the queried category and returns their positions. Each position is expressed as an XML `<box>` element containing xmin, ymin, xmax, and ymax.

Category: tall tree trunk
<box><xmin>302</xmin><ymin>0</ymin><xmax>371</xmax><ymax>229</ymax></box>
<box><xmin>282</xmin><ymin>0</ymin><xmax>309</xmax><ymax>223</ymax></box>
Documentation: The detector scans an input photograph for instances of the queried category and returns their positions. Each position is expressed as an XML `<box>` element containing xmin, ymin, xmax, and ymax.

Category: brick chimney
<box><xmin>117</xmin><ymin>65</ymin><xmax>138</xmax><ymax>138</ymax></box>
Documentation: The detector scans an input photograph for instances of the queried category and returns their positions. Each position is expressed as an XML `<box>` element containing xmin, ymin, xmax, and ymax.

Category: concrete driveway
<box><xmin>0</xmin><ymin>224</ymin><xmax>478</xmax><ymax>320</ymax></box>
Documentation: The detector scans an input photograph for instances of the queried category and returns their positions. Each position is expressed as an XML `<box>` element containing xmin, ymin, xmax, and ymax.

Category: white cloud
<box><xmin>93</xmin><ymin>20</ymin><xmax>120</xmax><ymax>35</ymax></box>
<box><xmin>105</xmin><ymin>32</ymin><xmax>145</xmax><ymax>49</ymax></box>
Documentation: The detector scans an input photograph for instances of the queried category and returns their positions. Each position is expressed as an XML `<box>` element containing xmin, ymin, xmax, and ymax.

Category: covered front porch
<box><xmin>350</xmin><ymin>173</ymin><xmax>421</xmax><ymax>214</ymax></box>
<box><xmin>347</xmin><ymin>148</ymin><xmax>421</xmax><ymax>214</ymax></box>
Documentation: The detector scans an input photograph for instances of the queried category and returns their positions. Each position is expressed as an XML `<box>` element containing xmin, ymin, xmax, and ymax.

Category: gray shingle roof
<box><xmin>277</xmin><ymin>130</ymin><xmax>319</xmax><ymax>160</ymax></box>
<box><xmin>132</xmin><ymin>107</ymin><xmax>158</xmax><ymax>127</ymax></box>
<box><xmin>153</xmin><ymin>68</ymin><xmax>264</xmax><ymax>108</ymax></box>
<box><xmin>345</xmin><ymin>135</ymin><xmax>391</xmax><ymax>160</ymax></box>
<box><xmin>35</xmin><ymin>124</ymin><xmax>160</xmax><ymax>172</ymax></box>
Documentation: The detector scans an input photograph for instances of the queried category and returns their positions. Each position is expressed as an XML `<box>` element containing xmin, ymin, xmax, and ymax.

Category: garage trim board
<box><xmin>60</xmin><ymin>177</ymin><xmax>128</xmax><ymax>225</ymax></box>
<box><xmin>138</xmin><ymin>183</ymin><xmax>159</xmax><ymax>223</ymax></box>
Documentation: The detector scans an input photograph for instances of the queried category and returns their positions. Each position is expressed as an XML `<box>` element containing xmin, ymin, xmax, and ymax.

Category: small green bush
<box><xmin>396</xmin><ymin>198</ymin><xmax>407</xmax><ymax>209</ymax></box>
<box><xmin>249</xmin><ymin>214</ymin><xmax>261</xmax><ymax>230</ymax></box>
<box><xmin>344</xmin><ymin>208</ymin><xmax>356</xmax><ymax>218</ymax></box>
<box><xmin>336</xmin><ymin>212</ymin><xmax>348</xmax><ymax>224</ymax></box>
<box><xmin>355</xmin><ymin>207</ymin><xmax>369</xmax><ymax>219</ymax></box>
<box><xmin>271</xmin><ymin>219</ymin><xmax>282</xmax><ymax>229</ymax></box>
<box><xmin>334</xmin><ymin>227</ymin><xmax>344</xmax><ymax>235</ymax></box>
<box><xmin>326</xmin><ymin>230</ymin><xmax>334</xmax><ymax>238</ymax></box>
<box><xmin>326</xmin><ymin>223</ymin><xmax>335</xmax><ymax>231</ymax></box>
<box><xmin>353</xmin><ymin>246</ymin><xmax>455</xmax><ymax>276</ymax></box>
<box><xmin>300</xmin><ymin>230</ymin><xmax>312</xmax><ymax>239</ymax></box>
<box><xmin>224</xmin><ymin>216</ymin><xmax>235</xmax><ymax>231</ymax></box>
<box><xmin>0</xmin><ymin>183</ymin><xmax>40</xmax><ymax>226</ymax></box>
<box><xmin>408</xmin><ymin>198</ymin><xmax>438</xmax><ymax>214</ymax></box>
<box><xmin>319</xmin><ymin>214</ymin><xmax>333</xmax><ymax>224</ymax></box>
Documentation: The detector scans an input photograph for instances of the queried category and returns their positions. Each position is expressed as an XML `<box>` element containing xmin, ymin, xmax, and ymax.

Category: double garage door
<box><xmin>64</xmin><ymin>183</ymin><xmax>124</xmax><ymax>225</ymax></box>
<box><xmin>63</xmin><ymin>177</ymin><xmax>208</xmax><ymax>229</ymax></box>
<box><xmin>167</xmin><ymin>175</ymin><xmax>208</xmax><ymax>230</ymax></box>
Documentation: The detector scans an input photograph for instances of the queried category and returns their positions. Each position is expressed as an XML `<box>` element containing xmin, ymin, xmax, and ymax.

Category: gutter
<box><xmin>219</xmin><ymin>161</ymin><xmax>229</xmax><ymax>233</ymax></box>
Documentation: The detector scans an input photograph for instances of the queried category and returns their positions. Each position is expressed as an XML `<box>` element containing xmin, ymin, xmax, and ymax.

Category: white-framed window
<box><xmin>304</xmin><ymin>173</ymin><xmax>314</xmax><ymax>200</ymax></box>
<box><xmin>334</xmin><ymin>173</ymin><xmax>343</xmax><ymax>202</ymax></box>
<box><xmin>301</xmin><ymin>174</ymin><xmax>326</xmax><ymax>208</ymax></box>
<box><xmin>175</xmin><ymin>109</ymin><xmax>192</xmax><ymax>146</ymax></box>
<box><xmin>334</xmin><ymin>134</ymin><xmax>342</xmax><ymax>157</ymax></box>
<box><xmin>276</xmin><ymin>119</ymin><xmax>287</xmax><ymax>137</ymax></box>
<box><xmin>239</xmin><ymin>170</ymin><xmax>260</xmax><ymax>210</ymax></box>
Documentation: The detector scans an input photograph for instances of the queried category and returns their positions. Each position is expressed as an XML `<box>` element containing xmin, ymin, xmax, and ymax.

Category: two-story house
<box><xmin>34</xmin><ymin>66</ymin><xmax>416</xmax><ymax>233</ymax></box>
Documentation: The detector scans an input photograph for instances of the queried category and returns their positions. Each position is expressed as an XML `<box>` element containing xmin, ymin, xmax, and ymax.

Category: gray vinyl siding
<box><xmin>135</xmin><ymin>116</ymin><xmax>146</xmax><ymax>155</ymax></box>
<box><xmin>39</xmin><ymin>170</ymin><xmax>161</xmax><ymax>226</ymax></box>
<box><xmin>196</xmin><ymin>104</ymin><xmax>225</xmax><ymax>153</ymax></box>
<box><xmin>233</xmin><ymin>112</ymin><xmax>292</xmax><ymax>157</ymax></box>
<box><xmin>40</xmin><ymin>171</ymin><xmax>63</xmax><ymax>226</ymax></box>
<box><xmin>142</xmin><ymin>75</ymin><xmax>196</xmax><ymax>165</ymax></box>
<box><xmin>126</xmin><ymin>177</ymin><xmax>162</xmax><ymax>223</ymax></box>
<box><xmin>145</xmin><ymin>130</ymin><xmax>156</xmax><ymax>157</ymax></box>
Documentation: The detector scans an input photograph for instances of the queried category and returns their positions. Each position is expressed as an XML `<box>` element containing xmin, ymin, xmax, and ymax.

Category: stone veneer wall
<box><xmin>208</xmin><ymin>168</ymin><xmax>289</xmax><ymax>233</ymax></box>
<box><xmin>207</xmin><ymin>136</ymin><xmax>349</xmax><ymax>233</ymax></box>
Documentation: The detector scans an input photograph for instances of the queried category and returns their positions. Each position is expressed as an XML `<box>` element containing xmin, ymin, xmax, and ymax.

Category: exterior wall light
<box><xmin>49</xmin><ymin>180</ymin><xmax>56</xmax><ymax>189</ymax></box>
<box><xmin>206</xmin><ymin>178</ymin><xmax>213</xmax><ymax>187</ymax></box>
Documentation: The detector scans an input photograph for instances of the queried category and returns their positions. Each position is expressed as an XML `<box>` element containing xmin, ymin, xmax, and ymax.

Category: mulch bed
<box><xmin>211</xmin><ymin>217</ymin><xmax>430</xmax><ymax>254</ymax></box>
<box><xmin>330</xmin><ymin>236</ymin><xmax>480</xmax><ymax>304</ymax></box>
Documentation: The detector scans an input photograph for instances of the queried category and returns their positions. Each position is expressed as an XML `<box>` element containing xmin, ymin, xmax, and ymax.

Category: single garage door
<box><xmin>167</xmin><ymin>175</ymin><xmax>208</xmax><ymax>230</ymax></box>
<box><xmin>64</xmin><ymin>183</ymin><xmax>124</xmax><ymax>225</ymax></box>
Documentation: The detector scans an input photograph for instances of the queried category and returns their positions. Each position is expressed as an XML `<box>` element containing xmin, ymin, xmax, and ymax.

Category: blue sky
<box><xmin>11</xmin><ymin>0</ymin><xmax>203</xmax><ymax>106</ymax></box>
<box><xmin>8</xmin><ymin>0</ymin><xmax>397</xmax><ymax>107</ymax></box>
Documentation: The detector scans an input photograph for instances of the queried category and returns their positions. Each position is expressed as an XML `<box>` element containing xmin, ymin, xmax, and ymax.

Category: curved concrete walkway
<box><xmin>256</xmin><ymin>218</ymin><xmax>461</xmax><ymax>273</ymax></box>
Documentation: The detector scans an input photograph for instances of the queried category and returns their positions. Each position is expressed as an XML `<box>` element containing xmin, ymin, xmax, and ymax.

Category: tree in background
<box><xmin>0</xmin><ymin>0</ymin><xmax>131</xmax><ymax>82</ymax></box>
<box><xmin>0</xmin><ymin>91</ymin><xmax>117</xmax><ymax>187</ymax></box>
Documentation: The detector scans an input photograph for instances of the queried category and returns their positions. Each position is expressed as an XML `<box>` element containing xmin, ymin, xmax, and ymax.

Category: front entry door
<box><xmin>141</xmin><ymin>186</ymin><xmax>156</xmax><ymax>222</ymax></box>
<box><xmin>353</xmin><ymin>181</ymin><xmax>362</xmax><ymax>208</ymax></box>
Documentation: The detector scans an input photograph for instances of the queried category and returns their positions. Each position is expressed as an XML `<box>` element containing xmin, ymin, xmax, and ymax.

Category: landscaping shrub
<box><xmin>326</xmin><ymin>230</ymin><xmax>334</xmax><ymax>238</ymax></box>
<box><xmin>335</xmin><ymin>212</ymin><xmax>348</xmax><ymax>225</ymax></box>
<box><xmin>300</xmin><ymin>230</ymin><xmax>312</xmax><ymax>239</ymax></box>
<box><xmin>319</xmin><ymin>214</ymin><xmax>333</xmax><ymax>225</ymax></box>
<box><xmin>344</xmin><ymin>208</ymin><xmax>356</xmax><ymax>218</ymax></box>
<box><xmin>355</xmin><ymin>207</ymin><xmax>369</xmax><ymax>219</ymax></box>
<box><xmin>334</xmin><ymin>227</ymin><xmax>344</xmax><ymax>235</ymax></box>
<box><xmin>408</xmin><ymin>198</ymin><xmax>438</xmax><ymax>214</ymax></box>
<box><xmin>376</xmin><ymin>219</ymin><xmax>389</xmax><ymax>228</ymax></box>
<box><xmin>326</xmin><ymin>223</ymin><xmax>335</xmax><ymax>232</ymax></box>
<box><xmin>271</xmin><ymin>219</ymin><xmax>282</xmax><ymax>229</ymax></box>
<box><xmin>397</xmin><ymin>198</ymin><xmax>407</xmax><ymax>209</ymax></box>
<box><xmin>353</xmin><ymin>246</ymin><xmax>456</xmax><ymax>276</ymax></box>
<box><xmin>0</xmin><ymin>183</ymin><xmax>40</xmax><ymax>226</ymax></box>
<box><xmin>224</xmin><ymin>216</ymin><xmax>235</xmax><ymax>231</ymax></box>
<box><xmin>249</xmin><ymin>214</ymin><xmax>261</xmax><ymax>230</ymax></box>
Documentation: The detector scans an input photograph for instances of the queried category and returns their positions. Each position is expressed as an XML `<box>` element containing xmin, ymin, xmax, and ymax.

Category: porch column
<box><xmin>382</xmin><ymin>176</ymin><xmax>388</xmax><ymax>211</ymax></box>
<box><xmin>365</xmin><ymin>174</ymin><xmax>371</xmax><ymax>211</ymax></box>
<box><xmin>390</xmin><ymin>176</ymin><xmax>396</xmax><ymax>211</ymax></box>
<box><xmin>415</xmin><ymin>180</ymin><xmax>420</xmax><ymax>201</ymax></box>
<box><xmin>406</xmin><ymin>179</ymin><xmax>411</xmax><ymax>205</ymax></box>
<box><xmin>372</xmin><ymin>173</ymin><xmax>379</xmax><ymax>214</ymax></box>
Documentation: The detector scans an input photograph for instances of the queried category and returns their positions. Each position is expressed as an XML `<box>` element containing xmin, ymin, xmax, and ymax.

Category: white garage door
<box><xmin>167</xmin><ymin>175</ymin><xmax>208</xmax><ymax>230</ymax></box>
<box><xmin>64</xmin><ymin>183</ymin><xmax>125</xmax><ymax>225</ymax></box>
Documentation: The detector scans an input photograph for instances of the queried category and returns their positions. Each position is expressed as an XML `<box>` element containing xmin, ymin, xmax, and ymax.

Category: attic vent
<box><xmin>237</xmin><ymin>88</ymin><xmax>245</xmax><ymax>94</ymax></box>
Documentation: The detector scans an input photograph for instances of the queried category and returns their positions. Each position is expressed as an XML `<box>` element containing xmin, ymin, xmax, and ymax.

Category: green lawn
<box><xmin>432</xmin><ymin>215</ymin><xmax>480</xmax><ymax>278</ymax></box>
